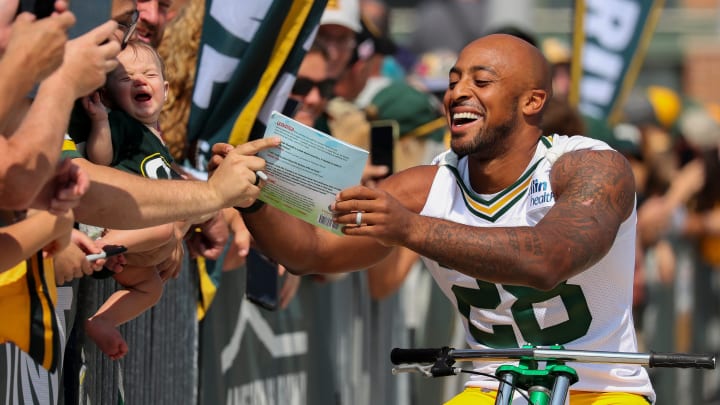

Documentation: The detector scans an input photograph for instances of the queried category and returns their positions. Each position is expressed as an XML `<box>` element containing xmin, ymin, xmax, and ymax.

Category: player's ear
<box><xmin>522</xmin><ymin>88</ymin><xmax>548</xmax><ymax>116</ymax></box>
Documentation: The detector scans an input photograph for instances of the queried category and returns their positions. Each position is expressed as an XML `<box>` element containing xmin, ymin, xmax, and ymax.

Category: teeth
<box><xmin>453</xmin><ymin>112</ymin><xmax>479</xmax><ymax>121</ymax></box>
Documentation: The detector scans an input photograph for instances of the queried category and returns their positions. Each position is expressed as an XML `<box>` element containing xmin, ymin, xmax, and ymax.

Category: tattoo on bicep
<box><xmin>555</xmin><ymin>151</ymin><xmax>633</xmax><ymax>216</ymax></box>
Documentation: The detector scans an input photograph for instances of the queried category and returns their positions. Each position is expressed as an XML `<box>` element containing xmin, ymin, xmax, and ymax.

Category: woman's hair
<box><xmin>158</xmin><ymin>0</ymin><xmax>205</xmax><ymax>161</ymax></box>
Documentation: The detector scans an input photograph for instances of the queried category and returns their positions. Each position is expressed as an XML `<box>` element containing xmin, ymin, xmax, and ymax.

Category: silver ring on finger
<box><xmin>355</xmin><ymin>211</ymin><xmax>363</xmax><ymax>226</ymax></box>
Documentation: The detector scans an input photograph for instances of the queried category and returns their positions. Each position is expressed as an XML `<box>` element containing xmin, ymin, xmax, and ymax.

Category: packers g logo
<box><xmin>140</xmin><ymin>153</ymin><xmax>173</xmax><ymax>179</ymax></box>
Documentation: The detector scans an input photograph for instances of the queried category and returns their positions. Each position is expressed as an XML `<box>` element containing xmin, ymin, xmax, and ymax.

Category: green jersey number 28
<box><xmin>452</xmin><ymin>280</ymin><xmax>592</xmax><ymax>348</ymax></box>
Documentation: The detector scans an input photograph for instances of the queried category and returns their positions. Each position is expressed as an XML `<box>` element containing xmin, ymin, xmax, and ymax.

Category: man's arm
<box><xmin>242</xmin><ymin>202</ymin><xmax>394</xmax><ymax>275</ymax></box>
<box><xmin>72</xmin><ymin>137</ymin><xmax>280</xmax><ymax>229</ymax></box>
<box><xmin>0</xmin><ymin>9</ymin><xmax>76</xmax><ymax>131</ymax></box>
<box><xmin>0</xmin><ymin>21</ymin><xmax>120</xmax><ymax>209</ymax></box>
<box><xmin>0</xmin><ymin>209</ymin><xmax>75</xmax><ymax>272</ymax></box>
<box><xmin>237</xmin><ymin>164</ymin><xmax>436</xmax><ymax>275</ymax></box>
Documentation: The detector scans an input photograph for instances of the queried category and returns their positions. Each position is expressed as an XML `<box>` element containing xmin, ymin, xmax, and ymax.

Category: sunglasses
<box><xmin>291</xmin><ymin>77</ymin><xmax>335</xmax><ymax>99</ymax></box>
<box><xmin>116</xmin><ymin>9</ymin><xmax>139</xmax><ymax>49</ymax></box>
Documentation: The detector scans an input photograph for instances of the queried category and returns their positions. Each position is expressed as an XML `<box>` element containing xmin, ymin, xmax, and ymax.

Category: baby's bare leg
<box><xmin>85</xmin><ymin>266</ymin><xmax>164</xmax><ymax>360</ymax></box>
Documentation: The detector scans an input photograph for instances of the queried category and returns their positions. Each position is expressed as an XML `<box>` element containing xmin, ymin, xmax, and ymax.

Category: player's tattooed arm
<box><xmin>409</xmin><ymin>149</ymin><xmax>635</xmax><ymax>290</ymax></box>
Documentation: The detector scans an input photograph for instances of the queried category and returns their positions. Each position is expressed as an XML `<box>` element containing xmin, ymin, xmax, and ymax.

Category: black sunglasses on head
<box><xmin>291</xmin><ymin>77</ymin><xmax>335</xmax><ymax>99</ymax></box>
<box><xmin>116</xmin><ymin>9</ymin><xmax>139</xmax><ymax>49</ymax></box>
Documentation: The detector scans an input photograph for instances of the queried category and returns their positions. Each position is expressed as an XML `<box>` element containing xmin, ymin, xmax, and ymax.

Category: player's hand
<box><xmin>331</xmin><ymin>185</ymin><xmax>413</xmax><ymax>247</ymax></box>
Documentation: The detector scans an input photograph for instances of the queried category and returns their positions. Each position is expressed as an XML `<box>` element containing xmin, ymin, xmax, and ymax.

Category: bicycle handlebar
<box><xmin>390</xmin><ymin>347</ymin><xmax>716</xmax><ymax>370</ymax></box>
<box><xmin>649</xmin><ymin>352</ymin><xmax>717</xmax><ymax>369</ymax></box>
<box><xmin>390</xmin><ymin>347</ymin><xmax>446</xmax><ymax>365</ymax></box>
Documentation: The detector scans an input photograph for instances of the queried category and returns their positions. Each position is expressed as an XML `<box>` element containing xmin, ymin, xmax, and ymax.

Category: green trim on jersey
<box><xmin>442</xmin><ymin>159</ymin><xmax>541</xmax><ymax>222</ymax></box>
<box><xmin>441</xmin><ymin>136</ymin><xmax>554</xmax><ymax>222</ymax></box>
<box><xmin>540</xmin><ymin>135</ymin><xmax>553</xmax><ymax>148</ymax></box>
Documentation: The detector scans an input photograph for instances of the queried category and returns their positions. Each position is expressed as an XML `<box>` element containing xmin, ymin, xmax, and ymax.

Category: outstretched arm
<box><xmin>334</xmin><ymin>149</ymin><xmax>635</xmax><ymax>290</ymax></box>
<box><xmin>236</xmin><ymin>160</ymin><xmax>435</xmax><ymax>275</ymax></box>
<box><xmin>203</xmin><ymin>137</ymin><xmax>396</xmax><ymax>274</ymax></box>
<box><xmin>72</xmin><ymin>137</ymin><xmax>280</xmax><ymax>229</ymax></box>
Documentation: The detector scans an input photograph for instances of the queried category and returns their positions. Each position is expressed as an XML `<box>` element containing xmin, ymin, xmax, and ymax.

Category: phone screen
<box><xmin>245</xmin><ymin>248</ymin><xmax>279</xmax><ymax>311</ymax></box>
<box><xmin>370</xmin><ymin>120</ymin><xmax>399</xmax><ymax>175</ymax></box>
<box><xmin>65</xmin><ymin>0</ymin><xmax>114</xmax><ymax>143</ymax></box>
<box><xmin>68</xmin><ymin>0</ymin><xmax>112</xmax><ymax>39</ymax></box>
<box><xmin>17</xmin><ymin>0</ymin><xmax>54</xmax><ymax>18</ymax></box>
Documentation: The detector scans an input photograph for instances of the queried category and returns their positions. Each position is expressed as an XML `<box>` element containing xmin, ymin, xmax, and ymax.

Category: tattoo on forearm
<box><xmin>414</xmin><ymin>150</ymin><xmax>634</xmax><ymax>285</ymax></box>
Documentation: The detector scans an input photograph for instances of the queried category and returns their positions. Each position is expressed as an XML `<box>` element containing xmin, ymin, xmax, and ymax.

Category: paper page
<box><xmin>257</xmin><ymin>111</ymin><xmax>369</xmax><ymax>235</ymax></box>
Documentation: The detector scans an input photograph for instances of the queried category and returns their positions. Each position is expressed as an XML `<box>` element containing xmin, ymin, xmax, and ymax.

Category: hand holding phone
<box><xmin>370</xmin><ymin>120</ymin><xmax>399</xmax><ymax>176</ymax></box>
<box><xmin>16</xmin><ymin>0</ymin><xmax>55</xmax><ymax>18</ymax></box>
<box><xmin>245</xmin><ymin>248</ymin><xmax>279</xmax><ymax>311</ymax></box>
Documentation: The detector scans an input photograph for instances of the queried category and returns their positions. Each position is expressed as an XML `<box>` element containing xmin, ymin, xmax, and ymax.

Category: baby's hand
<box><xmin>82</xmin><ymin>91</ymin><xmax>108</xmax><ymax>121</ymax></box>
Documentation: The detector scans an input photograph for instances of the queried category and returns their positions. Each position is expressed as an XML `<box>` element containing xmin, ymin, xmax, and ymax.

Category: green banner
<box><xmin>185</xmin><ymin>0</ymin><xmax>328</xmax><ymax>314</ymax></box>
<box><xmin>186</xmin><ymin>0</ymin><xmax>328</xmax><ymax>171</ymax></box>
<box><xmin>569</xmin><ymin>0</ymin><xmax>664</xmax><ymax>124</ymax></box>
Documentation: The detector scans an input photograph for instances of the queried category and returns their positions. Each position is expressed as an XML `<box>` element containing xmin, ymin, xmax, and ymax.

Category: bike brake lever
<box><xmin>392</xmin><ymin>365</ymin><xmax>462</xmax><ymax>377</ymax></box>
<box><xmin>392</xmin><ymin>364</ymin><xmax>433</xmax><ymax>377</ymax></box>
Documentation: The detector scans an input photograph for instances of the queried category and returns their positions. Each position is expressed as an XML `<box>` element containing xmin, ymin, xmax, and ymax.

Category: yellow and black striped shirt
<box><xmin>0</xmin><ymin>211</ymin><xmax>60</xmax><ymax>371</ymax></box>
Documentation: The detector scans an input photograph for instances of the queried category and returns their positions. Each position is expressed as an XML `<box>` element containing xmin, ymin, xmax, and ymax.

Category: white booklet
<box><xmin>257</xmin><ymin>111</ymin><xmax>369</xmax><ymax>235</ymax></box>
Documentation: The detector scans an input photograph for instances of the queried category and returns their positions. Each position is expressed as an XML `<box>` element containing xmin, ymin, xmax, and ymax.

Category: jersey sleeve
<box><xmin>61</xmin><ymin>135</ymin><xmax>82</xmax><ymax>159</ymax></box>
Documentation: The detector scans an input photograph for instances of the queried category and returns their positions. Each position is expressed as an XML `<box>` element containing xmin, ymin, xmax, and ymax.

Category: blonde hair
<box><xmin>158</xmin><ymin>0</ymin><xmax>205</xmax><ymax>161</ymax></box>
<box><xmin>121</xmin><ymin>40</ymin><xmax>167</xmax><ymax>79</ymax></box>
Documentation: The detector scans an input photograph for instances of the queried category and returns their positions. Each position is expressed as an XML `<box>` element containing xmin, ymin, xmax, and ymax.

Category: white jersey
<box><xmin>421</xmin><ymin>134</ymin><xmax>655</xmax><ymax>401</ymax></box>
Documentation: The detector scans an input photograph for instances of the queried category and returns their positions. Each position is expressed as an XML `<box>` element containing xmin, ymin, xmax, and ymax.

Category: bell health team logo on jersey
<box><xmin>528</xmin><ymin>179</ymin><xmax>555</xmax><ymax>208</ymax></box>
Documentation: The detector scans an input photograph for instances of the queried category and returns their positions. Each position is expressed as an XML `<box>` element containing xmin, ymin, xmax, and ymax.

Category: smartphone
<box><xmin>370</xmin><ymin>120</ymin><xmax>399</xmax><ymax>176</ymax></box>
<box><xmin>16</xmin><ymin>0</ymin><xmax>55</xmax><ymax>18</ymax></box>
<box><xmin>67</xmin><ymin>0</ymin><xmax>113</xmax><ymax>39</ymax></box>
<box><xmin>245</xmin><ymin>248</ymin><xmax>279</xmax><ymax>311</ymax></box>
<box><xmin>281</xmin><ymin>98</ymin><xmax>300</xmax><ymax>118</ymax></box>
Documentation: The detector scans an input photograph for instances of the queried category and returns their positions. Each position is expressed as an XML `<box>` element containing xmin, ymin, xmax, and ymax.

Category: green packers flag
<box><xmin>187</xmin><ymin>0</ymin><xmax>328</xmax><ymax>171</ymax></box>
<box><xmin>187</xmin><ymin>0</ymin><xmax>328</xmax><ymax>318</ymax></box>
<box><xmin>569</xmin><ymin>0</ymin><xmax>664</xmax><ymax>124</ymax></box>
